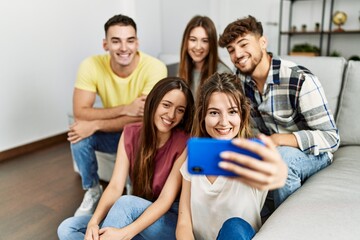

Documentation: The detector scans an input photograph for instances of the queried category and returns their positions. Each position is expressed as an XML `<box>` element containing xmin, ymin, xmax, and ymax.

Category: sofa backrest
<box><xmin>336</xmin><ymin>60</ymin><xmax>360</xmax><ymax>146</ymax></box>
<box><xmin>281</xmin><ymin>56</ymin><xmax>347</xmax><ymax>117</ymax></box>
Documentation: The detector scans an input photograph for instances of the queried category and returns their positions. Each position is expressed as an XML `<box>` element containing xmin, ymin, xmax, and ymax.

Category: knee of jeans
<box><xmin>222</xmin><ymin>217</ymin><xmax>255</xmax><ymax>234</ymax></box>
<box><xmin>70</xmin><ymin>136</ymin><xmax>93</xmax><ymax>151</ymax></box>
<box><xmin>57</xmin><ymin>218</ymin><xmax>73</xmax><ymax>240</ymax></box>
<box><xmin>277</xmin><ymin>146</ymin><xmax>302</xmax><ymax>159</ymax></box>
<box><xmin>110</xmin><ymin>195</ymin><xmax>137</xmax><ymax>214</ymax></box>
<box><xmin>277</xmin><ymin>147</ymin><xmax>305</xmax><ymax>169</ymax></box>
<box><xmin>115</xmin><ymin>195</ymin><xmax>134</xmax><ymax>205</ymax></box>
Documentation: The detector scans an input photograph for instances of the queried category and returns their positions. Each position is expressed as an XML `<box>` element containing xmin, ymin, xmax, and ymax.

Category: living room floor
<box><xmin>0</xmin><ymin>141</ymin><xmax>107</xmax><ymax>239</ymax></box>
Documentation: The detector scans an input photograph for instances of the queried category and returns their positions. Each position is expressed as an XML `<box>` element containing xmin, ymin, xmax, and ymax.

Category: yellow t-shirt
<box><xmin>75</xmin><ymin>51</ymin><xmax>167</xmax><ymax>108</ymax></box>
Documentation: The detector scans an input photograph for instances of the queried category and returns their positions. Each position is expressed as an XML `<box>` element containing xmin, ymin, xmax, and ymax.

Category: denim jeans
<box><xmin>57</xmin><ymin>195</ymin><xmax>179</xmax><ymax>240</ymax></box>
<box><xmin>70</xmin><ymin>131</ymin><xmax>121</xmax><ymax>189</ymax></box>
<box><xmin>273</xmin><ymin>146</ymin><xmax>332</xmax><ymax>208</ymax></box>
<box><xmin>217</xmin><ymin>217</ymin><xmax>255</xmax><ymax>240</ymax></box>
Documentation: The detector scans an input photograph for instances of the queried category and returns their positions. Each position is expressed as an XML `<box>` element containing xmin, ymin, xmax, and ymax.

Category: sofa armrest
<box><xmin>253</xmin><ymin>146</ymin><xmax>360</xmax><ymax>240</ymax></box>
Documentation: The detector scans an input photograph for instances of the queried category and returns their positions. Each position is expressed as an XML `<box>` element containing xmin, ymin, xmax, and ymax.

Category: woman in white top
<box><xmin>178</xmin><ymin>15</ymin><xmax>233</xmax><ymax>95</ymax></box>
<box><xmin>176</xmin><ymin>73</ymin><xmax>287</xmax><ymax>240</ymax></box>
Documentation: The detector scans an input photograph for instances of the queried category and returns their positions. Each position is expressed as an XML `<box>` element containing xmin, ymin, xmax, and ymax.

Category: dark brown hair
<box><xmin>131</xmin><ymin>77</ymin><xmax>194</xmax><ymax>201</ymax></box>
<box><xmin>192</xmin><ymin>72</ymin><xmax>252</xmax><ymax>139</ymax></box>
<box><xmin>104</xmin><ymin>14</ymin><xmax>137</xmax><ymax>36</ymax></box>
<box><xmin>179</xmin><ymin>15</ymin><xmax>221</xmax><ymax>90</ymax></box>
<box><xmin>219</xmin><ymin>15</ymin><xmax>263</xmax><ymax>48</ymax></box>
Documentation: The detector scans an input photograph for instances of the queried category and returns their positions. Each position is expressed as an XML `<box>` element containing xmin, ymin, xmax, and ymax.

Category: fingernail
<box><xmin>218</xmin><ymin>161</ymin><xmax>227</xmax><ymax>168</ymax></box>
<box><xmin>220</xmin><ymin>152</ymin><xmax>229</xmax><ymax>158</ymax></box>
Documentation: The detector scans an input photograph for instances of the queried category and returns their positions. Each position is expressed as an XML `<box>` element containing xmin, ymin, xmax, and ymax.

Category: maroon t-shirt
<box><xmin>124</xmin><ymin>122</ymin><xmax>189</xmax><ymax>199</ymax></box>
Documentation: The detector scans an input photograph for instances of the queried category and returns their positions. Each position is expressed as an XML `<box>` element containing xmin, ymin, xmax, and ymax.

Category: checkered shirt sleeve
<box><xmin>240</xmin><ymin>56</ymin><xmax>340</xmax><ymax>155</ymax></box>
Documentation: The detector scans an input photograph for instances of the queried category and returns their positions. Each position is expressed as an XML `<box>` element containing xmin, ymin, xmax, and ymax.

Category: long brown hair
<box><xmin>131</xmin><ymin>77</ymin><xmax>194</xmax><ymax>200</ymax></box>
<box><xmin>179</xmin><ymin>15</ymin><xmax>221</xmax><ymax>89</ymax></box>
<box><xmin>192</xmin><ymin>72</ymin><xmax>252</xmax><ymax>138</ymax></box>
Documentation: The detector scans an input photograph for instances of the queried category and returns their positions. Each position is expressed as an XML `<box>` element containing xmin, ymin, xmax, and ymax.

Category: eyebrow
<box><xmin>189</xmin><ymin>35</ymin><xmax>208</xmax><ymax>40</ymax></box>
<box><xmin>110</xmin><ymin>36</ymin><xmax>136</xmax><ymax>41</ymax></box>
<box><xmin>236</xmin><ymin>37</ymin><xmax>250</xmax><ymax>46</ymax></box>
<box><xmin>207</xmin><ymin>106</ymin><xmax>238</xmax><ymax>111</ymax></box>
<box><xmin>162</xmin><ymin>100</ymin><xmax>186</xmax><ymax>108</ymax></box>
<box><xmin>227</xmin><ymin>38</ymin><xmax>248</xmax><ymax>49</ymax></box>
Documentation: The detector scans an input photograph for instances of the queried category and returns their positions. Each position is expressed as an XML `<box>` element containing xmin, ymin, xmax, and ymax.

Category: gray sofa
<box><xmin>72</xmin><ymin>56</ymin><xmax>360</xmax><ymax>239</ymax></box>
<box><xmin>254</xmin><ymin>56</ymin><xmax>360</xmax><ymax>240</ymax></box>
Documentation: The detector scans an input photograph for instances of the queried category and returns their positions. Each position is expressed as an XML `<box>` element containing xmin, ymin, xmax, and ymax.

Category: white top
<box><xmin>181</xmin><ymin>160</ymin><xmax>267</xmax><ymax>240</ymax></box>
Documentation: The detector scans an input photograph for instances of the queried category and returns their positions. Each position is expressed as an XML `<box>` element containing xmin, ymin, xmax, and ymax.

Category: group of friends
<box><xmin>58</xmin><ymin>13</ymin><xmax>340</xmax><ymax>240</ymax></box>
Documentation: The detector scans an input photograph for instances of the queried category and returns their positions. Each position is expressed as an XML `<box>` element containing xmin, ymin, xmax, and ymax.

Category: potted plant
<box><xmin>301</xmin><ymin>24</ymin><xmax>307</xmax><ymax>32</ymax></box>
<box><xmin>290</xmin><ymin>43</ymin><xmax>320</xmax><ymax>56</ymax></box>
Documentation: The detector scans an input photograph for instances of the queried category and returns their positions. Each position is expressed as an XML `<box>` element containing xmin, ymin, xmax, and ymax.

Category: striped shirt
<box><xmin>238</xmin><ymin>54</ymin><xmax>340</xmax><ymax>156</ymax></box>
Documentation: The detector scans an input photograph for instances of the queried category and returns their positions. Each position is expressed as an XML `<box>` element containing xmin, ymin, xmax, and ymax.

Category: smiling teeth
<box><xmin>238</xmin><ymin>57</ymin><xmax>248</xmax><ymax>65</ymax></box>
<box><xmin>217</xmin><ymin>128</ymin><xmax>231</xmax><ymax>134</ymax></box>
<box><xmin>163</xmin><ymin>119</ymin><xmax>172</xmax><ymax>125</ymax></box>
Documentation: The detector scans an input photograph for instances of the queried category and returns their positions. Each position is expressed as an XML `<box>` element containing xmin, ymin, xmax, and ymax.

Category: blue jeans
<box><xmin>57</xmin><ymin>195</ymin><xmax>179</xmax><ymax>240</ymax></box>
<box><xmin>273</xmin><ymin>146</ymin><xmax>331</xmax><ymax>208</ymax></box>
<box><xmin>70</xmin><ymin>131</ymin><xmax>121</xmax><ymax>189</ymax></box>
<box><xmin>217</xmin><ymin>217</ymin><xmax>255</xmax><ymax>240</ymax></box>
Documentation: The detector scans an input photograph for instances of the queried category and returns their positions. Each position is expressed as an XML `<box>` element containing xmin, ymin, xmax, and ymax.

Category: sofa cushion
<box><xmin>281</xmin><ymin>56</ymin><xmax>346</xmax><ymax>117</ymax></box>
<box><xmin>336</xmin><ymin>60</ymin><xmax>360</xmax><ymax>146</ymax></box>
<box><xmin>253</xmin><ymin>146</ymin><xmax>360</xmax><ymax>240</ymax></box>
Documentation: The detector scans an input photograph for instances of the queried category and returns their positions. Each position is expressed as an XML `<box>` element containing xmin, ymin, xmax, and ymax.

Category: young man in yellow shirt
<box><xmin>68</xmin><ymin>14</ymin><xmax>167</xmax><ymax>216</ymax></box>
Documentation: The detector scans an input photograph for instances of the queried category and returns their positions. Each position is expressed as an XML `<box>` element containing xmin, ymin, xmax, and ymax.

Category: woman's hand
<box><xmin>85</xmin><ymin>223</ymin><xmax>100</xmax><ymax>240</ymax></box>
<box><xmin>218</xmin><ymin>134</ymin><xmax>288</xmax><ymax>190</ymax></box>
<box><xmin>98</xmin><ymin>227</ymin><xmax>133</xmax><ymax>240</ymax></box>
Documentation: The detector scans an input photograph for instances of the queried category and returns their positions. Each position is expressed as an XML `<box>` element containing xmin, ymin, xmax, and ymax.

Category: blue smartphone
<box><xmin>187</xmin><ymin>137</ymin><xmax>264</xmax><ymax>176</ymax></box>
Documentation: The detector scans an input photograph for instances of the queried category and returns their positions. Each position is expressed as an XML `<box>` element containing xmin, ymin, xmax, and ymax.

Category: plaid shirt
<box><xmin>238</xmin><ymin>55</ymin><xmax>340</xmax><ymax>156</ymax></box>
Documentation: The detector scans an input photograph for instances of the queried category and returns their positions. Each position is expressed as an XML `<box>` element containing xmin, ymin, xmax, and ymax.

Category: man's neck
<box><xmin>251</xmin><ymin>53</ymin><xmax>271</xmax><ymax>94</ymax></box>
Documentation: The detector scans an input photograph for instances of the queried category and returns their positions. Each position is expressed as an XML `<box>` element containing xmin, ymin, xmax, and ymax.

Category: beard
<box><xmin>236</xmin><ymin>51</ymin><xmax>263</xmax><ymax>75</ymax></box>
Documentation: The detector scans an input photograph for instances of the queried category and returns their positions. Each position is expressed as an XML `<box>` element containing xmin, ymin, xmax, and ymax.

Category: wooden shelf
<box><xmin>281</xmin><ymin>31</ymin><xmax>325</xmax><ymax>35</ymax></box>
<box><xmin>281</xmin><ymin>30</ymin><xmax>360</xmax><ymax>35</ymax></box>
<box><xmin>279</xmin><ymin>0</ymin><xmax>360</xmax><ymax>56</ymax></box>
<box><xmin>327</xmin><ymin>30</ymin><xmax>360</xmax><ymax>34</ymax></box>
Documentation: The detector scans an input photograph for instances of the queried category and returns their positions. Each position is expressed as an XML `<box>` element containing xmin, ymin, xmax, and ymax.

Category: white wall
<box><xmin>1</xmin><ymin>0</ymin><xmax>358</xmax><ymax>151</ymax></box>
<box><xmin>0</xmin><ymin>0</ymin><xmax>135</xmax><ymax>151</ymax></box>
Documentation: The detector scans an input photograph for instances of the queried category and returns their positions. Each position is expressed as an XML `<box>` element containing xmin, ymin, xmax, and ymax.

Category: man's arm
<box><xmin>279</xmin><ymin>74</ymin><xmax>339</xmax><ymax>155</ymax></box>
<box><xmin>270</xmin><ymin>133</ymin><xmax>298</xmax><ymax>148</ymax></box>
<box><xmin>68</xmin><ymin>88</ymin><xmax>143</xmax><ymax>143</ymax></box>
<box><xmin>73</xmin><ymin>88</ymin><xmax>145</xmax><ymax>121</ymax></box>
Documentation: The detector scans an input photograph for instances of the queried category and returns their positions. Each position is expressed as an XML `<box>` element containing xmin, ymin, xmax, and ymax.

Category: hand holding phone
<box><xmin>187</xmin><ymin>137</ymin><xmax>264</xmax><ymax>176</ymax></box>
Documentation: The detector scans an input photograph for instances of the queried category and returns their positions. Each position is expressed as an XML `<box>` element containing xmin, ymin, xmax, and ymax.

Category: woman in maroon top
<box><xmin>58</xmin><ymin>77</ymin><xmax>194</xmax><ymax>240</ymax></box>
